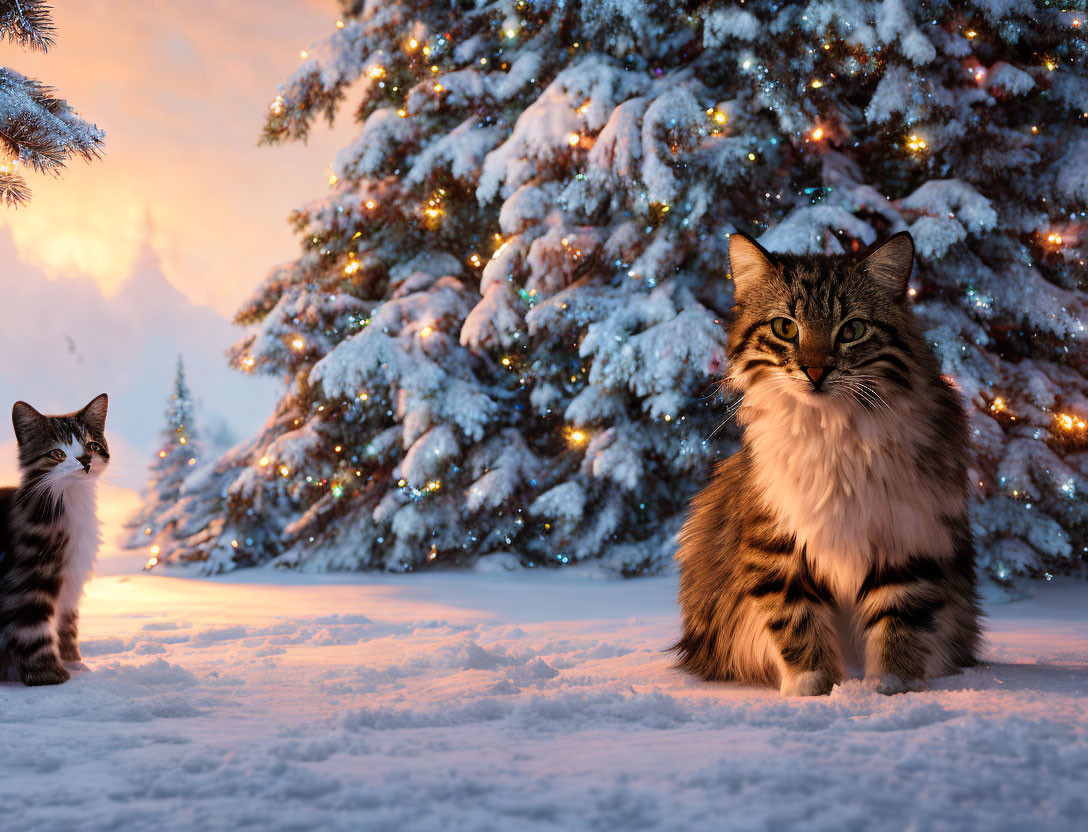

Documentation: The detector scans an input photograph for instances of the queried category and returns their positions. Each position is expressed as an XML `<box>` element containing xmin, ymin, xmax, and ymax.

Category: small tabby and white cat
<box><xmin>0</xmin><ymin>395</ymin><xmax>109</xmax><ymax>686</ymax></box>
<box><xmin>674</xmin><ymin>233</ymin><xmax>981</xmax><ymax>696</ymax></box>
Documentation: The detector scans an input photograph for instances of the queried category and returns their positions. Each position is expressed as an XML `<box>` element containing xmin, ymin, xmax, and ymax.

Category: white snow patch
<box><xmin>0</xmin><ymin>565</ymin><xmax>1085</xmax><ymax>830</ymax></box>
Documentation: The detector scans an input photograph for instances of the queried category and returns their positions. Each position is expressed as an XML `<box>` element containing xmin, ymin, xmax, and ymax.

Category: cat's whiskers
<box><xmin>846</xmin><ymin>374</ymin><xmax>893</xmax><ymax>413</ymax></box>
<box><xmin>838</xmin><ymin>379</ymin><xmax>888</xmax><ymax>414</ymax></box>
<box><xmin>704</xmin><ymin>394</ymin><xmax>746</xmax><ymax>441</ymax></box>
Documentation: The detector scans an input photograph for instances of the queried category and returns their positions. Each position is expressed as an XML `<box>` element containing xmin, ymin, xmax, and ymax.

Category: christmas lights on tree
<box><xmin>0</xmin><ymin>0</ymin><xmax>103</xmax><ymax>206</ymax></box>
<box><xmin>158</xmin><ymin>1</ymin><xmax>1087</xmax><ymax>580</ymax></box>
<box><xmin>126</xmin><ymin>356</ymin><xmax>202</xmax><ymax>563</ymax></box>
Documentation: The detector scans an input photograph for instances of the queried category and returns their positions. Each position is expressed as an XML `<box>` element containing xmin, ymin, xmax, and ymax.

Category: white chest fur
<box><xmin>57</xmin><ymin>480</ymin><xmax>102</xmax><ymax>613</ymax></box>
<box><xmin>740</xmin><ymin>391</ymin><xmax>962</xmax><ymax>599</ymax></box>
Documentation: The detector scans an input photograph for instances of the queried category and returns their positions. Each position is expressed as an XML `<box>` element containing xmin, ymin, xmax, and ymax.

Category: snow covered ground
<box><xmin>2</xmin><ymin>554</ymin><xmax>1087</xmax><ymax>832</ymax></box>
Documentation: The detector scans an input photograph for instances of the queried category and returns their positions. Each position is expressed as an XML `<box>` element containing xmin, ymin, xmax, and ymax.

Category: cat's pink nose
<box><xmin>804</xmin><ymin>366</ymin><xmax>826</xmax><ymax>384</ymax></box>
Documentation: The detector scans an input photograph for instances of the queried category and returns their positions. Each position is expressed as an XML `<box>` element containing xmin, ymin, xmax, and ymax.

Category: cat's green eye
<box><xmin>86</xmin><ymin>441</ymin><xmax>104</xmax><ymax>454</ymax></box>
<box><xmin>770</xmin><ymin>317</ymin><xmax>799</xmax><ymax>341</ymax></box>
<box><xmin>48</xmin><ymin>449</ymin><xmax>66</xmax><ymax>462</ymax></box>
<box><xmin>838</xmin><ymin>320</ymin><xmax>867</xmax><ymax>343</ymax></box>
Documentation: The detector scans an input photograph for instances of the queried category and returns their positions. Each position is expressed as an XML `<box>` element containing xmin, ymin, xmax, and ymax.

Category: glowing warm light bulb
<box><xmin>344</xmin><ymin>261</ymin><xmax>361</xmax><ymax>275</ymax></box>
<box><xmin>357</xmin><ymin>392</ymin><xmax>369</xmax><ymax>401</ymax></box>
<box><xmin>974</xmin><ymin>67</ymin><xmax>986</xmax><ymax>83</ymax></box>
<box><xmin>1047</xmin><ymin>232</ymin><xmax>1064</xmax><ymax>246</ymax></box>
<box><xmin>231</xmin><ymin>539</ymin><xmax>239</xmax><ymax>549</ymax></box>
<box><xmin>279</xmin><ymin>465</ymin><xmax>291</xmax><ymax>478</ymax></box>
<box><xmin>242</xmin><ymin>355</ymin><xmax>256</xmax><ymax>369</ymax></box>
<box><xmin>810</xmin><ymin>126</ymin><xmax>825</xmax><ymax>141</ymax></box>
<box><xmin>566</xmin><ymin>427</ymin><xmax>587</xmax><ymax>445</ymax></box>
<box><xmin>336</xmin><ymin>20</ymin><xmax>345</xmax><ymax>28</ymax></box>
<box><xmin>501</xmin><ymin>356</ymin><xmax>512</xmax><ymax>366</ymax></box>
<box><xmin>1055</xmin><ymin>412</ymin><xmax>1087</xmax><ymax>431</ymax></box>
<box><xmin>270</xmin><ymin>95</ymin><xmax>285</xmax><ymax>115</ymax></box>
<box><xmin>188</xmin><ymin>458</ymin><xmax>197</xmax><ymax>466</ymax></box>
<box><xmin>906</xmin><ymin>135</ymin><xmax>928</xmax><ymax>152</ymax></box>
<box><xmin>713</xmin><ymin>110</ymin><xmax>727</xmax><ymax>124</ymax></box>
<box><xmin>368</xmin><ymin>66</ymin><xmax>386</xmax><ymax>79</ymax></box>
<box><xmin>433</xmin><ymin>83</ymin><xmax>444</xmax><ymax>93</ymax></box>
<box><xmin>747</xmin><ymin>152</ymin><xmax>756</xmax><ymax>161</ymax></box>
<box><xmin>364</xmin><ymin>199</ymin><xmax>377</xmax><ymax>210</ymax></box>
<box><xmin>179</xmin><ymin>436</ymin><xmax>187</xmax><ymax>445</ymax></box>
<box><xmin>150</xmin><ymin>544</ymin><xmax>161</xmax><ymax>556</ymax></box>
<box><xmin>334</xmin><ymin>445</ymin><xmax>343</xmax><ymax>453</ymax></box>
<box><xmin>300</xmin><ymin>50</ymin><xmax>308</xmax><ymax>59</ymax></box>
<box><xmin>810</xmin><ymin>79</ymin><xmax>823</xmax><ymax>89</ymax></box>
<box><xmin>505</xmin><ymin>28</ymin><xmax>517</xmax><ymax>39</ymax></box>
<box><xmin>397</xmin><ymin>109</ymin><xmax>407</xmax><ymax>118</ymax></box>
<box><xmin>291</xmin><ymin>336</ymin><xmax>305</xmax><ymax>351</ymax></box>
<box><xmin>965</xmin><ymin>30</ymin><xmax>977</xmax><ymax>39</ymax></box>
<box><xmin>408</xmin><ymin>37</ymin><xmax>419</xmax><ymax>50</ymax></box>
<box><xmin>469</xmin><ymin>253</ymin><xmax>482</xmax><ymax>267</ymax></box>
<box><xmin>990</xmin><ymin>397</ymin><xmax>1007</xmax><ymax>414</ymax></box>
<box><xmin>419</xmin><ymin>326</ymin><xmax>434</xmax><ymax>338</ymax></box>
<box><xmin>259</xmin><ymin>456</ymin><xmax>270</xmax><ymax>467</ymax></box>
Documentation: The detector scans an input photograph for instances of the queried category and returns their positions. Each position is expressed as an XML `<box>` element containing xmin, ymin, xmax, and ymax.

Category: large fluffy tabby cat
<box><xmin>674</xmin><ymin>233</ymin><xmax>981</xmax><ymax>696</ymax></box>
<box><xmin>0</xmin><ymin>395</ymin><xmax>109</xmax><ymax>685</ymax></box>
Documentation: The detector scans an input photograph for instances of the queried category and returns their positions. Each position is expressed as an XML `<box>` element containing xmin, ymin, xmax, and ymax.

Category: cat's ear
<box><xmin>12</xmin><ymin>401</ymin><xmax>45</xmax><ymax>446</ymax></box>
<box><xmin>728</xmin><ymin>233</ymin><xmax>776</xmax><ymax>300</ymax></box>
<box><xmin>860</xmin><ymin>232</ymin><xmax>914</xmax><ymax>297</ymax></box>
<box><xmin>79</xmin><ymin>393</ymin><xmax>108</xmax><ymax>435</ymax></box>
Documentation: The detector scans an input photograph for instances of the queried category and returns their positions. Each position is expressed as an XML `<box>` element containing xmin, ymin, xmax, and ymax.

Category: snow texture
<box><xmin>2</xmin><ymin>564</ymin><xmax>1086</xmax><ymax>832</ymax></box>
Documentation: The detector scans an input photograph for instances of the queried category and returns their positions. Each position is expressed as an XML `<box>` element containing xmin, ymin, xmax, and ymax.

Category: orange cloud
<box><xmin>0</xmin><ymin>0</ymin><xmax>356</xmax><ymax>315</ymax></box>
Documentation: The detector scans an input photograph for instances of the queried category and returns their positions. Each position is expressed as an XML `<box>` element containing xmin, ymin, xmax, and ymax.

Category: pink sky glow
<box><xmin>0</xmin><ymin>1</ymin><xmax>359</xmax><ymax>492</ymax></box>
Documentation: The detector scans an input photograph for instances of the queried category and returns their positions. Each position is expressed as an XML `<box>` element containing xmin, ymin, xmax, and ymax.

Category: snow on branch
<box><xmin>0</xmin><ymin>0</ymin><xmax>55</xmax><ymax>52</ymax></box>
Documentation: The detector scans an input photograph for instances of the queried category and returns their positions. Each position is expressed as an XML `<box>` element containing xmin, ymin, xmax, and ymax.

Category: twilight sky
<box><xmin>0</xmin><ymin>1</ymin><xmax>357</xmax><ymax>491</ymax></box>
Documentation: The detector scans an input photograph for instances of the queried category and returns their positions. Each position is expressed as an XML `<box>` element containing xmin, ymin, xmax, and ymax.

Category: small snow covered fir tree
<box><xmin>126</xmin><ymin>357</ymin><xmax>202</xmax><ymax>558</ymax></box>
<box><xmin>0</xmin><ymin>0</ymin><xmax>102</xmax><ymax>206</ymax></box>
<box><xmin>162</xmin><ymin>1</ymin><xmax>1088</xmax><ymax>579</ymax></box>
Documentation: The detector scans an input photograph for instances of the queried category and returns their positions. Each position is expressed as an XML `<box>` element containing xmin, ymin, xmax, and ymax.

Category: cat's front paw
<box><xmin>866</xmin><ymin>673</ymin><xmax>928</xmax><ymax>695</ymax></box>
<box><xmin>780</xmin><ymin>670</ymin><xmax>835</xmax><ymax>697</ymax></box>
<box><xmin>21</xmin><ymin>662</ymin><xmax>71</xmax><ymax>687</ymax></box>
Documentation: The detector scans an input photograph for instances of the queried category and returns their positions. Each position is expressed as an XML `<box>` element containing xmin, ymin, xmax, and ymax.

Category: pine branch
<box><xmin>0</xmin><ymin>69</ymin><xmax>103</xmax><ymax>175</ymax></box>
<box><xmin>0</xmin><ymin>0</ymin><xmax>55</xmax><ymax>52</ymax></box>
<box><xmin>0</xmin><ymin>167</ymin><xmax>29</xmax><ymax>206</ymax></box>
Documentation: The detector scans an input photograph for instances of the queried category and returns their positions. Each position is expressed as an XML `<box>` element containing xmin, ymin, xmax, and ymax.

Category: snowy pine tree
<box><xmin>0</xmin><ymin>0</ymin><xmax>102</xmax><ymax>206</ymax></box>
<box><xmin>127</xmin><ymin>357</ymin><xmax>202</xmax><ymax>562</ymax></box>
<box><xmin>161</xmin><ymin>1</ymin><xmax>1088</xmax><ymax>580</ymax></box>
